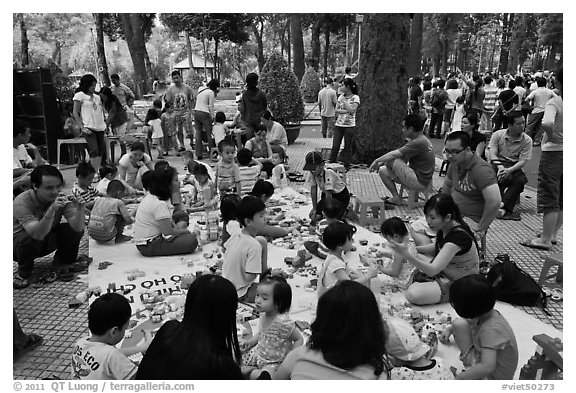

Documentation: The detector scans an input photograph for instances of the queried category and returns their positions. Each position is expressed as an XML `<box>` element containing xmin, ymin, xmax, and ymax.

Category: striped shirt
<box><xmin>483</xmin><ymin>86</ymin><xmax>499</xmax><ymax>112</ymax></box>
<box><xmin>71</xmin><ymin>183</ymin><xmax>99</xmax><ymax>206</ymax></box>
<box><xmin>238</xmin><ymin>165</ymin><xmax>261</xmax><ymax>196</ymax></box>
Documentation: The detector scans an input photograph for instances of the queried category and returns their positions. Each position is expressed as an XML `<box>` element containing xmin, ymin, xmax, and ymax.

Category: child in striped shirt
<box><xmin>72</xmin><ymin>162</ymin><xmax>99</xmax><ymax>211</ymax></box>
<box><xmin>237</xmin><ymin>147</ymin><xmax>262</xmax><ymax>196</ymax></box>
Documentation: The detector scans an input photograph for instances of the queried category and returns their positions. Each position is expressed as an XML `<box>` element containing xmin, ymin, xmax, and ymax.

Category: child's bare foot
<box><xmin>115</xmin><ymin>234</ymin><xmax>132</xmax><ymax>244</ymax></box>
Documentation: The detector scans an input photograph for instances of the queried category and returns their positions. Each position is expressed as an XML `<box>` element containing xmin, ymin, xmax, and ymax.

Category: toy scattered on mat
<box><xmin>97</xmin><ymin>261</ymin><xmax>113</xmax><ymax>270</ymax></box>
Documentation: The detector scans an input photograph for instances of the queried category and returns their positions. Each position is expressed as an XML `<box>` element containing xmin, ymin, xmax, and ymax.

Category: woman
<box><xmin>117</xmin><ymin>142</ymin><xmax>154</xmax><ymax>190</ymax></box>
<box><xmin>443</xmin><ymin>79</ymin><xmax>462</xmax><ymax>135</ymax></box>
<box><xmin>72</xmin><ymin>74</ymin><xmax>107</xmax><ymax>174</ymax></box>
<box><xmin>274</xmin><ymin>281</ymin><xmax>389</xmax><ymax>380</ymax></box>
<box><xmin>136</xmin><ymin>274</ymin><xmax>242</xmax><ymax>379</ymax></box>
<box><xmin>330</xmin><ymin>78</ymin><xmax>360</xmax><ymax>167</ymax></box>
<box><xmin>194</xmin><ymin>78</ymin><xmax>219</xmax><ymax>159</ymax></box>
<box><xmin>239</xmin><ymin>72</ymin><xmax>267</xmax><ymax>139</ymax></box>
<box><xmin>467</xmin><ymin>78</ymin><xmax>485</xmax><ymax>119</ymax></box>
<box><xmin>133</xmin><ymin>165</ymin><xmax>198</xmax><ymax>257</ymax></box>
<box><xmin>389</xmin><ymin>194</ymin><xmax>479</xmax><ymax>306</ymax></box>
<box><xmin>99</xmin><ymin>86</ymin><xmax>128</xmax><ymax>157</ymax></box>
<box><xmin>461</xmin><ymin>113</ymin><xmax>486</xmax><ymax>160</ymax></box>
<box><xmin>261</xmin><ymin>110</ymin><xmax>288</xmax><ymax>153</ymax></box>
<box><xmin>244</xmin><ymin>125</ymin><xmax>274</xmax><ymax>176</ymax></box>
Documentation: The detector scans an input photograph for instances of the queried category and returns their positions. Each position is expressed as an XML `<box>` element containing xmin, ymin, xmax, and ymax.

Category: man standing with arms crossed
<box><xmin>318</xmin><ymin>77</ymin><xmax>337</xmax><ymax>138</ymax></box>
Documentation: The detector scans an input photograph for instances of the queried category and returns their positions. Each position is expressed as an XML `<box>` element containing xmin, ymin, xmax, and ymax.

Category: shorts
<box><xmin>151</xmin><ymin>137</ymin><xmax>163</xmax><ymax>146</ymax></box>
<box><xmin>386</xmin><ymin>158</ymin><xmax>428</xmax><ymax>191</ymax></box>
<box><xmin>242</xmin><ymin>347</ymin><xmax>281</xmax><ymax>373</ymax></box>
<box><xmin>537</xmin><ymin>151</ymin><xmax>563</xmax><ymax>214</ymax></box>
<box><xmin>411</xmin><ymin>270</ymin><xmax>453</xmax><ymax>303</ymax></box>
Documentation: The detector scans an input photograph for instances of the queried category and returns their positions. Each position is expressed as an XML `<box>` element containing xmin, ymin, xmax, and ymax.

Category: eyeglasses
<box><xmin>443</xmin><ymin>147</ymin><xmax>466</xmax><ymax>156</ymax></box>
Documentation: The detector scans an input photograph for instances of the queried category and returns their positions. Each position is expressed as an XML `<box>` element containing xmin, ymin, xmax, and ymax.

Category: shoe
<box><xmin>115</xmin><ymin>234</ymin><xmax>133</xmax><ymax>244</ymax></box>
<box><xmin>14</xmin><ymin>334</ymin><xmax>43</xmax><ymax>362</ymax></box>
<box><xmin>499</xmin><ymin>211</ymin><xmax>521</xmax><ymax>221</ymax></box>
<box><xmin>13</xmin><ymin>274</ymin><xmax>30</xmax><ymax>290</ymax></box>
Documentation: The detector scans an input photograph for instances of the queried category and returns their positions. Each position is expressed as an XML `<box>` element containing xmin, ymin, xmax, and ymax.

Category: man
<box><xmin>13</xmin><ymin>165</ymin><xmax>87</xmax><ymax>289</ymax></box>
<box><xmin>110</xmin><ymin>74</ymin><xmax>135</xmax><ymax>132</ymax></box>
<box><xmin>482</xmin><ymin>75</ymin><xmax>498</xmax><ymax>131</ymax></box>
<box><xmin>344</xmin><ymin>66</ymin><xmax>356</xmax><ymax>79</ymax></box>
<box><xmin>442</xmin><ymin>132</ymin><xmax>501</xmax><ymax>234</ymax></box>
<box><xmin>369</xmin><ymin>114</ymin><xmax>435</xmax><ymax>206</ymax></box>
<box><xmin>318</xmin><ymin>77</ymin><xmax>337</xmax><ymax>138</ymax></box>
<box><xmin>488</xmin><ymin>111</ymin><xmax>532</xmax><ymax>221</ymax></box>
<box><xmin>408</xmin><ymin>76</ymin><xmax>423</xmax><ymax>115</ymax></box>
<box><xmin>525</xmin><ymin>76</ymin><xmax>556</xmax><ymax>146</ymax></box>
<box><xmin>522</xmin><ymin>69</ymin><xmax>563</xmax><ymax>251</ymax></box>
<box><xmin>13</xmin><ymin>119</ymin><xmax>45</xmax><ymax>195</ymax></box>
<box><xmin>164</xmin><ymin>70</ymin><xmax>195</xmax><ymax>151</ymax></box>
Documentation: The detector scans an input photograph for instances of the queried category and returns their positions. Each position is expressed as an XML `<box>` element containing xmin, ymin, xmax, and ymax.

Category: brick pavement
<box><xmin>13</xmin><ymin>136</ymin><xmax>562</xmax><ymax>379</ymax></box>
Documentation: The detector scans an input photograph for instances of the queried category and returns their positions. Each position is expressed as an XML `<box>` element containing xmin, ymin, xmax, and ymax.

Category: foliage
<box><xmin>299</xmin><ymin>66</ymin><xmax>321</xmax><ymax>102</ymax></box>
<box><xmin>46</xmin><ymin>59</ymin><xmax>76</xmax><ymax>105</ymax></box>
<box><xmin>101</xmin><ymin>14</ymin><xmax>156</xmax><ymax>42</ymax></box>
<box><xmin>260</xmin><ymin>52</ymin><xmax>304</xmax><ymax>125</ymax></box>
<box><xmin>185</xmin><ymin>71</ymin><xmax>205</xmax><ymax>92</ymax></box>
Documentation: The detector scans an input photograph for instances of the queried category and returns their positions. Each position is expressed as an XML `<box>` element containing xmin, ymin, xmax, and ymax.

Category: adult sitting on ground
<box><xmin>13</xmin><ymin>165</ymin><xmax>86</xmax><ymax>289</ymax></box>
<box><xmin>136</xmin><ymin>274</ymin><xmax>242</xmax><ymax>379</ymax></box>
<box><xmin>274</xmin><ymin>280</ymin><xmax>389</xmax><ymax>380</ymax></box>
<box><xmin>369</xmin><ymin>114</ymin><xmax>435</xmax><ymax>207</ymax></box>
<box><xmin>133</xmin><ymin>165</ymin><xmax>198</xmax><ymax>257</ymax></box>
<box><xmin>239</xmin><ymin>72</ymin><xmax>268</xmax><ymax>140</ymax></box>
<box><xmin>13</xmin><ymin>119</ymin><xmax>45</xmax><ymax>196</ymax></box>
<box><xmin>244</xmin><ymin>125</ymin><xmax>274</xmax><ymax>177</ymax></box>
<box><xmin>442</xmin><ymin>131</ymin><xmax>501</xmax><ymax>234</ymax></box>
<box><xmin>388</xmin><ymin>194</ymin><xmax>480</xmax><ymax>306</ymax></box>
<box><xmin>261</xmin><ymin>110</ymin><xmax>288</xmax><ymax>153</ymax></box>
<box><xmin>117</xmin><ymin>142</ymin><xmax>154</xmax><ymax>191</ymax></box>
<box><xmin>488</xmin><ymin>111</ymin><xmax>532</xmax><ymax>221</ymax></box>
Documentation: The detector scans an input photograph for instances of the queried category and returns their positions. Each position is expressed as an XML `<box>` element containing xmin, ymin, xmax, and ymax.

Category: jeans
<box><xmin>13</xmin><ymin>223</ymin><xmax>84</xmax><ymax>278</ymax></box>
<box><xmin>330</xmin><ymin>126</ymin><xmax>355</xmax><ymax>165</ymax></box>
<box><xmin>136</xmin><ymin>232</ymin><xmax>198</xmax><ymax>257</ymax></box>
<box><xmin>321</xmin><ymin>116</ymin><xmax>335</xmax><ymax>138</ymax></box>
<box><xmin>429</xmin><ymin>112</ymin><xmax>443</xmax><ymax>137</ymax></box>
<box><xmin>194</xmin><ymin>110</ymin><xmax>215</xmax><ymax>157</ymax></box>
<box><xmin>495</xmin><ymin>167</ymin><xmax>527</xmax><ymax>214</ymax></box>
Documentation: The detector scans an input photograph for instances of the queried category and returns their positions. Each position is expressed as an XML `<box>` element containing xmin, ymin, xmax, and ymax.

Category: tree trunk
<box><xmin>290</xmin><ymin>14</ymin><xmax>305</xmax><ymax>82</ymax></box>
<box><xmin>310</xmin><ymin>20</ymin><xmax>321</xmax><ymax>71</ymax></box>
<box><xmin>121</xmin><ymin>14</ymin><xmax>148</xmax><ymax>98</ymax></box>
<box><xmin>407</xmin><ymin>13</ymin><xmax>423</xmax><ymax>77</ymax></box>
<box><xmin>184</xmin><ymin>30</ymin><xmax>194</xmax><ymax>77</ymax></box>
<box><xmin>287</xmin><ymin>20</ymin><xmax>291</xmax><ymax>68</ymax></box>
<box><xmin>18</xmin><ymin>13</ymin><xmax>29</xmax><ymax>67</ymax></box>
<box><xmin>353</xmin><ymin>13</ymin><xmax>411</xmax><ymax>164</ymax></box>
<box><xmin>251</xmin><ymin>21</ymin><xmax>265</xmax><ymax>71</ymax></box>
<box><xmin>214</xmin><ymin>40</ymin><xmax>220</xmax><ymax>80</ymax></box>
<box><xmin>498</xmin><ymin>13</ymin><xmax>514</xmax><ymax>74</ymax></box>
<box><xmin>93</xmin><ymin>13</ymin><xmax>111</xmax><ymax>87</ymax></box>
<box><xmin>323</xmin><ymin>27</ymin><xmax>330</xmax><ymax>78</ymax></box>
<box><xmin>441</xmin><ymin>37</ymin><xmax>449</xmax><ymax>77</ymax></box>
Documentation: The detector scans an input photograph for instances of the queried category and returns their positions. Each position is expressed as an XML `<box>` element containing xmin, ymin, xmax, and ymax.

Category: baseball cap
<box><xmin>386</xmin><ymin>318</ymin><xmax>430</xmax><ymax>362</ymax></box>
<box><xmin>303</xmin><ymin>151</ymin><xmax>324</xmax><ymax>171</ymax></box>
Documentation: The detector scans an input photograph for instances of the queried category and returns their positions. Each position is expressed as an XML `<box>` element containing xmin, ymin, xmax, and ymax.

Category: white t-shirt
<box><xmin>271</xmin><ymin>164</ymin><xmax>288</xmax><ymax>189</ymax></box>
<box><xmin>73</xmin><ymin>91</ymin><xmax>107</xmax><ymax>131</ymax></box>
<box><xmin>133</xmin><ymin>194</ymin><xmax>173</xmax><ymax>244</ymax></box>
<box><xmin>317</xmin><ymin>254</ymin><xmax>347</xmax><ymax>297</ymax></box>
<box><xmin>149</xmin><ymin>118</ymin><xmax>163</xmax><ymax>139</ymax></box>
<box><xmin>96</xmin><ymin>178</ymin><xmax>110</xmax><ymax>195</ymax></box>
<box><xmin>266</xmin><ymin>122</ymin><xmax>288</xmax><ymax>151</ymax></box>
<box><xmin>222</xmin><ymin>231</ymin><xmax>262</xmax><ymax>297</ymax></box>
<box><xmin>450</xmin><ymin>104</ymin><xmax>466</xmax><ymax>132</ymax></box>
<box><xmin>335</xmin><ymin>94</ymin><xmax>360</xmax><ymax>127</ymax></box>
<box><xmin>70</xmin><ymin>337</ymin><xmax>137</xmax><ymax>380</ymax></box>
<box><xmin>13</xmin><ymin>145</ymin><xmax>32</xmax><ymax>169</ymax></box>
<box><xmin>118</xmin><ymin>153</ymin><xmax>152</xmax><ymax>186</ymax></box>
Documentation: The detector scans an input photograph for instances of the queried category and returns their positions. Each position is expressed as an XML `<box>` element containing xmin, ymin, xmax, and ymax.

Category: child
<box><xmin>71</xmin><ymin>293</ymin><xmax>152</xmax><ymax>380</ymax></box>
<box><xmin>446</xmin><ymin>274</ymin><xmax>519</xmax><ymax>380</ymax></box>
<box><xmin>72</xmin><ymin>162</ymin><xmax>99</xmax><ymax>211</ymax></box>
<box><xmin>241</xmin><ymin>275</ymin><xmax>304</xmax><ymax>379</ymax></box>
<box><xmin>189</xmin><ymin>163</ymin><xmax>217</xmax><ymax>209</ymax></box>
<box><xmin>317</xmin><ymin>221</ymin><xmax>378</xmax><ymax>297</ymax></box>
<box><xmin>220</xmin><ymin>193</ymin><xmax>241</xmax><ymax>245</ymax></box>
<box><xmin>237</xmin><ymin>147</ymin><xmax>262</xmax><ymax>196</ymax></box>
<box><xmin>386</xmin><ymin>318</ymin><xmax>454</xmax><ymax>380</ymax></box>
<box><xmin>316</xmin><ymin>198</ymin><xmax>342</xmax><ymax>236</ymax></box>
<box><xmin>303</xmin><ymin>151</ymin><xmax>349</xmax><ymax>223</ymax></box>
<box><xmin>212</xmin><ymin>111</ymin><xmax>229</xmax><ymax>147</ymax></box>
<box><xmin>222</xmin><ymin>195</ymin><xmax>269</xmax><ymax>302</ymax></box>
<box><xmin>145</xmin><ymin>109</ymin><xmax>164</xmax><ymax>159</ymax></box>
<box><xmin>96</xmin><ymin>165</ymin><xmax>118</xmax><ymax>196</ymax></box>
<box><xmin>161</xmin><ymin>102</ymin><xmax>180</xmax><ymax>156</ymax></box>
<box><xmin>376</xmin><ymin>217</ymin><xmax>417</xmax><ymax>290</ymax></box>
<box><xmin>270</xmin><ymin>150</ymin><xmax>288</xmax><ymax>189</ymax></box>
<box><xmin>215</xmin><ymin>138</ymin><xmax>242</xmax><ymax>196</ymax></box>
<box><xmin>88</xmin><ymin>180</ymin><xmax>134</xmax><ymax>244</ymax></box>
<box><xmin>250</xmin><ymin>179</ymin><xmax>274</xmax><ymax>204</ymax></box>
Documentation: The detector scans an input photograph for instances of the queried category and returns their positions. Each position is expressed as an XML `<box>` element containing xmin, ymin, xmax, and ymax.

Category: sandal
<box><xmin>537</xmin><ymin>233</ymin><xmax>558</xmax><ymax>245</ymax></box>
<box><xmin>520</xmin><ymin>239</ymin><xmax>551</xmax><ymax>251</ymax></box>
<box><xmin>14</xmin><ymin>333</ymin><xmax>43</xmax><ymax>361</ymax></box>
<box><xmin>13</xmin><ymin>274</ymin><xmax>30</xmax><ymax>290</ymax></box>
<box><xmin>58</xmin><ymin>271</ymin><xmax>76</xmax><ymax>282</ymax></box>
<box><xmin>287</xmin><ymin>172</ymin><xmax>305</xmax><ymax>182</ymax></box>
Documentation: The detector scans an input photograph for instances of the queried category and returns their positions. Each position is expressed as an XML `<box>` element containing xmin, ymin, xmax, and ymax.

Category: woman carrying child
<box><xmin>388</xmin><ymin>194</ymin><xmax>479</xmax><ymax>305</ymax></box>
<box><xmin>133</xmin><ymin>165</ymin><xmax>198</xmax><ymax>257</ymax></box>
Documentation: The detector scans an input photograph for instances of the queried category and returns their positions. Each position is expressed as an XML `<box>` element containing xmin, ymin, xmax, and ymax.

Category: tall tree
<box><xmin>309</xmin><ymin>17</ymin><xmax>322</xmax><ymax>71</ymax></box>
<box><xmin>250</xmin><ymin>14</ymin><xmax>267</xmax><ymax>71</ymax></box>
<box><xmin>92</xmin><ymin>14</ymin><xmax>110</xmax><ymax>86</ymax></box>
<box><xmin>539</xmin><ymin>13</ymin><xmax>563</xmax><ymax>69</ymax></box>
<box><xmin>17</xmin><ymin>13</ymin><xmax>29</xmax><ymax>67</ymax></box>
<box><xmin>408</xmin><ymin>13</ymin><xmax>423</xmax><ymax>76</ymax></box>
<box><xmin>353</xmin><ymin>14</ymin><xmax>411</xmax><ymax>164</ymax></box>
<box><xmin>290</xmin><ymin>14</ymin><xmax>305</xmax><ymax>82</ymax></box>
<box><xmin>498</xmin><ymin>13</ymin><xmax>513</xmax><ymax>73</ymax></box>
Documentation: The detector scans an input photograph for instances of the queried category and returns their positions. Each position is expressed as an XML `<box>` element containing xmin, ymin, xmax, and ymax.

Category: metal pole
<box><xmin>358</xmin><ymin>23</ymin><xmax>361</xmax><ymax>71</ymax></box>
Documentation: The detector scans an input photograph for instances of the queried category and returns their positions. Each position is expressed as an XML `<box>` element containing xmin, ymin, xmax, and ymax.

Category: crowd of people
<box><xmin>13</xmin><ymin>64</ymin><xmax>562</xmax><ymax>381</ymax></box>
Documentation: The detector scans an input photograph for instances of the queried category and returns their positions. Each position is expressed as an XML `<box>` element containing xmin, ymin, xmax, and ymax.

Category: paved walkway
<box><xmin>13</xmin><ymin>136</ymin><xmax>562</xmax><ymax>379</ymax></box>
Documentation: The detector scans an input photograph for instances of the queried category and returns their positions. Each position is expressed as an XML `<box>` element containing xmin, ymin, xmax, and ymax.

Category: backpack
<box><xmin>486</xmin><ymin>255</ymin><xmax>549</xmax><ymax>314</ymax></box>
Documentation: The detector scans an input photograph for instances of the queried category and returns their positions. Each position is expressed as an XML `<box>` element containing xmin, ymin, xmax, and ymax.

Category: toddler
<box><xmin>72</xmin><ymin>162</ymin><xmax>99</xmax><ymax>211</ymax></box>
<box><xmin>242</xmin><ymin>275</ymin><xmax>303</xmax><ymax>379</ymax></box>
<box><xmin>237</xmin><ymin>147</ymin><xmax>262</xmax><ymax>196</ymax></box>
<box><xmin>376</xmin><ymin>217</ymin><xmax>417</xmax><ymax>290</ymax></box>
<box><xmin>215</xmin><ymin>138</ymin><xmax>242</xmax><ymax>196</ymax></box>
<box><xmin>212</xmin><ymin>111</ymin><xmax>229</xmax><ymax>147</ymax></box>
<box><xmin>447</xmin><ymin>274</ymin><xmax>519</xmax><ymax>380</ymax></box>
<box><xmin>386</xmin><ymin>318</ymin><xmax>454</xmax><ymax>380</ymax></box>
<box><xmin>270</xmin><ymin>150</ymin><xmax>288</xmax><ymax>189</ymax></box>
<box><xmin>316</xmin><ymin>198</ymin><xmax>342</xmax><ymax>236</ymax></box>
<box><xmin>161</xmin><ymin>102</ymin><xmax>181</xmax><ymax>156</ymax></box>
<box><xmin>88</xmin><ymin>180</ymin><xmax>134</xmax><ymax>244</ymax></box>
<box><xmin>317</xmin><ymin>221</ymin><xmax>377</xmax><ymax>297</ymax></box>
<box><xmin>189</xmin><ymin>163</ymin><xmax>217</xmax><ymax>209</ymax></box>
<box><xmin>145</xmin><ymin>110</ymin><xmax>164</xmax><ymax>159</ymax></box>
<box><xmin>220</xmin><ymin>194</ymin><xmax>241</xmax><ymax>245</ymax></box>
<box><xmin>71</xmin><ymin>293</ymin><xmax>152</xmax><ymax>380</ymax></box>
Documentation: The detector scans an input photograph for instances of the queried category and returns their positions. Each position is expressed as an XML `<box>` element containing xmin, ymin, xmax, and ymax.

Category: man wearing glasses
<box><xmin>442</xmin><ymin>131</ymin><xmax>501</xmax><ymax>234</ymax></box>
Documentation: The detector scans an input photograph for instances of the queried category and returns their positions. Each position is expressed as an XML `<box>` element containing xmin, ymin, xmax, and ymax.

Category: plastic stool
<box><xmin>538</xmin><ymin>252</ymin><xmax>563</xmax><ymax>286</ymax></box>
<box><xmin>57</xmin><ymin>138</ymin><xmax>88</xmax><ymax>168</ymax></box>
<box><xmin>399</xmin><ymin>182</ymin><xmax>434</xmax><ymax>208</ymax></box>
<box><xmin>353</xmin><ymin>195</ymin><xmax>387</xmax><ymax>227</ymax></box>
<box><xmin>439</xmin><ymin>160</ymin><xmax>450</xmax><ymax>176</ymax></box>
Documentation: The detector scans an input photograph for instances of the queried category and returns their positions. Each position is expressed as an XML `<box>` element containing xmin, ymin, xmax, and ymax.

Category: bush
<box><xmin>300</xmin><ymin>66</ymin><xmax>321</xmax><ymax>103</ymax></box>
<box><xmin>260</xmin><ymin>53</ymin><xmax>304</xmax><ymax>126</ymax></box>
<box><xmin>46</xmin><ymin>59</ymin><xmax>76</xmax><ymax>106</ymax></box>
<box><xmin>186</xmin><ymin>70</ymin><xmax>205</xmax><ymax>94</ymax></box>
